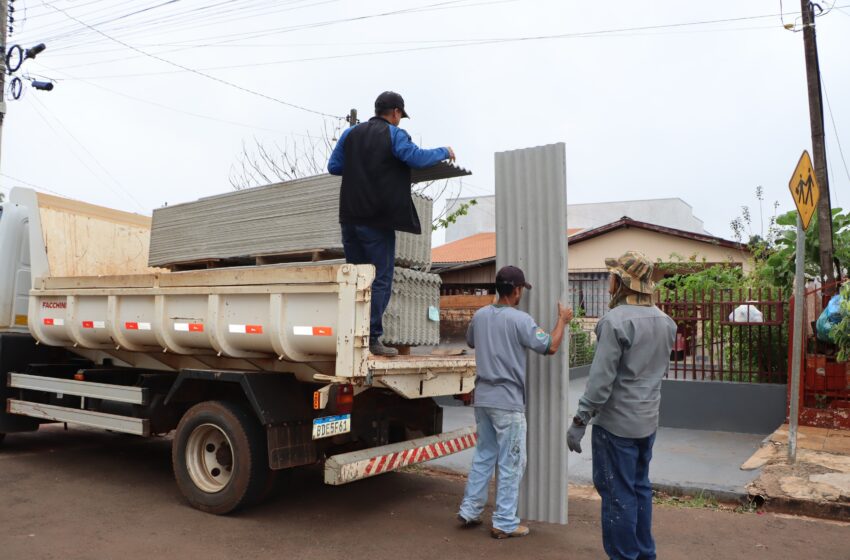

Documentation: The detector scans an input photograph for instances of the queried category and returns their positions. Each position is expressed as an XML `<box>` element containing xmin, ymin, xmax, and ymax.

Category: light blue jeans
<box><xmin>458</xmin><ymin>407</ymin><xmax>527</xmax><ymax>532</ymax></box>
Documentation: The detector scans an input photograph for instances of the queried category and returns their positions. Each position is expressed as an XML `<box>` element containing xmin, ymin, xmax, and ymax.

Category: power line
<box><xmin>0</xmin><ymin>172</ymin><xmax>75</xmax><ymax>198</ymax></box>
<box><xmin>41</xmin><ymin>0</ymin><xmax>504</xmax><ymax>54</ymax></box>
<box><xmin>25</xmin><ymin>93</ymin><xmax>146</xmax><ymax>211</ymax></box>
<box><xmin>49</xmin><ymin>8</ymin><xmax>837</xmax><ymax>81</ymax></box>
<box><xmin>822</xmin><ymin>77</ymin><xmax>849</xmax><ymax>206</ymax></box>
<box><xmin>32</xmin><ymin>0</ymin><xmax>345</xmax><ymax>50</ymax></box>
<box><xmin>33</xmin><ymin>63</ymin><xmax>335</xmax><ymax>138</ymax></box>
<box><xmin>45</xmin><ymin>2</ymin><xmax>342</xmax><ymax>119</ymax></box>
<box><xmin>50</xmin><ymin>20</ymin><xmax>781</xmax><ymax>74</ymax></box>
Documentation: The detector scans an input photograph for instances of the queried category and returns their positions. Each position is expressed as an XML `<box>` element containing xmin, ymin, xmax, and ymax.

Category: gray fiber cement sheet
<box><xmin>149</xmin><ymin>175</ymin><xmax>433</xmax><ymax>270</ymax></box>
<box><xmin>495</xmin><ymin>143</ymin><xmax>569</xmax><ymax>524</ymax></box>
<box><xmin>382</xmin><ymin>268</ymin><xmax>441</xmax><ymax>346</ymax></box>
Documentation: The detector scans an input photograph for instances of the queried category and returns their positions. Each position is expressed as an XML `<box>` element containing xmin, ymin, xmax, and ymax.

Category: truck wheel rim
<box><xmin>186</xmin><ymin>423</ymin><xmax>234</xmax><ymax>493</ymax></box>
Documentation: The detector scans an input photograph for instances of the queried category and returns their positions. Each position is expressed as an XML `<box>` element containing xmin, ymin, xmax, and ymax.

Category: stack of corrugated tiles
<box><xmin>383</xmin><ymin>268</ymin><xmax>441</xmax><ymax>347</ymax></box>
<box><xmin>148</xmin><ymin>166</ymin><xmax>475</xmax><ymax>347</ymax></box>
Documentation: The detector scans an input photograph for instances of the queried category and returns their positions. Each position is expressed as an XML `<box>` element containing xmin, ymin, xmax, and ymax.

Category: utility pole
<box><xmin>800</xmin><ymin>0</ymin><xmax>836</xmax><ymax>293</ymax></box>
<box><xmin>0</xmin><ymin>0</ymin><xmax>8</xmax><ymax>172</ymax></box>
<box><xmin>347</xmin><ymin>108</ymin><xmax>358</xmax><ymax>128</ymax></box>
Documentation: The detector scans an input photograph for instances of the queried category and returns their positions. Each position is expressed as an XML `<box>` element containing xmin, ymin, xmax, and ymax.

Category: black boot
<box><xmin>369</xmin><ymin>339</ymin><xmax>398</xmax><ymax>357</ymax></box>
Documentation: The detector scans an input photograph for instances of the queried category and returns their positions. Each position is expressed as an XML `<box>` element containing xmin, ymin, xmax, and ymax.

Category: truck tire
<box><xmin>172</xmin><ymin>400</ymin><xmax>270</xmax><ymax>514</ymax></box>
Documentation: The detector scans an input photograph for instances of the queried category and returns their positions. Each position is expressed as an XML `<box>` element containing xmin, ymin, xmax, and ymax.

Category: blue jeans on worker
<box><xmin>340</xmin><ymin>224</ymin><xmax>395</xmax><ymax>342</ymax></box>
<box><xmin>592</xmin><ymin>425</ymin><xmax>657</xmax><ymax>560</ymax></box>
<box><xmin>458</xmin><ymin>407</ymin><xmax>527</xmax><ymax>532</ymax></box>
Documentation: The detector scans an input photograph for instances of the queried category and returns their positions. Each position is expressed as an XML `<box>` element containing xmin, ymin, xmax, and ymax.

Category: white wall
<box><xmin>443</xmin><ymin>195</ymin><xmax>708</xmax><ymax>243</ymax></box>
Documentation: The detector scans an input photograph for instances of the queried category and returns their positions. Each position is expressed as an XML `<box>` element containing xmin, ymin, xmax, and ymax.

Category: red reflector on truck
<box><xmin>336</xmin><ymin>384</ymin><xmax>354</xmax><ymax>414</ymax></box>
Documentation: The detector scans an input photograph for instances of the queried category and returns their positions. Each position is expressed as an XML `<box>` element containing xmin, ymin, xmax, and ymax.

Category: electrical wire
<box><xmin>36</xmin><ymin>63</ymin><xmax>334</xmax><ymax>137</ymax></box>
<box><xmin>822</xmin><ymin>78</ymin><xmax>849</xmax><ymax>206</ymax></box>
<box><xmin>39</xmin><ymin>0</ymin><xmax>505</xmax><ymax>54</ymax></box>
<box><xmin>31</xmin><ymin>0</ymin><xmax>346</xmax><ymax>48</ymax></box>
<box><xmin>0</xmin><ymin>172</ymin><xmax>76</xmax><ymax>198</ymax></box>
<box><xmin>26</xmin><ymin>94</ymin><xmax>146</xmax><ymax>211</ymax></box>
<box><xmin>55</xmin><ymin>16</ymin><xmax>798</xmax><ymax>81</ymax></box>
<box><xmin>45</xmin><ymin>2</ymin><xmax>342</xmax><ymax>119</ymax></box>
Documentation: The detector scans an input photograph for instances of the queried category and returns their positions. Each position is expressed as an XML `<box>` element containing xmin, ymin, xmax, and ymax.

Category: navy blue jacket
<box><xmin>328</xmin><ymin>117</ymin><xmax>448</xmax><ymax>234</ymax></box>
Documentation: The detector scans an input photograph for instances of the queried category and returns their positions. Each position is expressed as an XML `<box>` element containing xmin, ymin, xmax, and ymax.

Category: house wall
<box><xmin>568</xmin><ymin>199</ymin><xmax>706</xmax><ymax>234</ymax></box>
<box><xmin>443</xmin><ymin>195</ymin><xmax>710</xmax><ymax>242</ymax></box>
<box><xmin>438</xmin><ymin>263</ymin><xmax>496</xmax><ymax>286</ymax></box>
<box><xmin>569</xmin><ymin>227</ymin><xmax>752</xmax><ymax>273</ymax></box>
<box><xmin>443</xmin><ymin>196</ymin><xmax>496</xmax><ymax>243</ymax></box>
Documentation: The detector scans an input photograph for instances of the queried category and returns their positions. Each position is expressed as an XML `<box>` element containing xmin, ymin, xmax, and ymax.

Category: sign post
<box><xmin>787</xmin><ymin>150</ymin><xmax>820</xmax><ymax>463</ymax></box>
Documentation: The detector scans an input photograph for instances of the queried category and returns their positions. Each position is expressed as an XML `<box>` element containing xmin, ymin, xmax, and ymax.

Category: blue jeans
<box><xmin>458</xmin><ymin>407</ymin><xmax>527</xmax><ymax>532</ymax></box>
<box><xmin>592</xmin><ymin>425</ymin><xmax>657</xmax><ymax>560</ymax></box>
<box><xmin>340</xmin><ymin>224</ymin><xmax>395</xmax><ymax>341</ymax></box>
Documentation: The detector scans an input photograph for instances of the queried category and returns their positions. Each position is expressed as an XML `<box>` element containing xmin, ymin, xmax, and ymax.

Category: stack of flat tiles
<box><xmin>382</xmin><ymin>267</ymin><xmax>442</xmax><ymax>346</ymax></box>
<box><xmin>148</xmin><ymin>175</ymin><xmax>432</xmax><ymax>269</ymax></box>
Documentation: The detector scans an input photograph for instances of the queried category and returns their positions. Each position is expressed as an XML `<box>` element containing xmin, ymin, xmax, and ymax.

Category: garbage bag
<box><xmin>728</xmin><ymin>304</ymin><xmax>764</xmax><ymax>323</ymax></box>
<box><xmin>816</xmin><ymin>294</ymin><xmax>845</xmax><ymax>343</ymax></box>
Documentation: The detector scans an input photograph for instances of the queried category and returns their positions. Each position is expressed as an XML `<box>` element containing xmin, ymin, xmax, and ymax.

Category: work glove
<box><xmin>567</xmin><ymin>421</ymin><xmax>587</xmax><ymax>454</ymax></box>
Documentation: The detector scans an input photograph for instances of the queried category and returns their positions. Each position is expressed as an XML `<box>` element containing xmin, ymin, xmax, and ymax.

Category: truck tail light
<box><xmin>336</xmin><ymin>384</ymin><xmax>354</xmax><ymax>414</ymax></box>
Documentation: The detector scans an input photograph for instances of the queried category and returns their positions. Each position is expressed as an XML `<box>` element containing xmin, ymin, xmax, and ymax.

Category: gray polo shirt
<box><xmin>466</xmin><ymin>305</ymin><xmax>551</xmax><ymax>412</ymax></box>
<box><xmin>577</xmin><ymin>304</ymin><xmax>677</xmax><ymax>439</ymax></box>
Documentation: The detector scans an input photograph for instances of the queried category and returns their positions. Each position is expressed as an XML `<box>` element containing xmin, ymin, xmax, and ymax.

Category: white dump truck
<box><xmin>0</xmin><ymin>187</ymin><xmax>476</xmax><ymax>514</ymax></box>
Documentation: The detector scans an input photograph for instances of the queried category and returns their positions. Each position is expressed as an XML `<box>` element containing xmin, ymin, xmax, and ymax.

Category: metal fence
<box><xmin>569</xmin><ymin>326</ymin><xmax>596</xmax><ymax>368</ymax></box>
<box><xmin>657</xmin><ymin>287</ymin><xmax>788</xmax><ymax>383</ymax></box>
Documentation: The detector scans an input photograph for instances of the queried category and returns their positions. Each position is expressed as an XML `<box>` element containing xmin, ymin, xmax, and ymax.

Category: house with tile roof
<box><xmin>433</xmin><ymin>217</ymin><xmax>751</xmax><ymax>322</ymax></box>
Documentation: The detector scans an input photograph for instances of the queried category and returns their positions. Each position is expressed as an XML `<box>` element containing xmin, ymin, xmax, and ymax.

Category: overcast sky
<box><xmin>2</xmin><ymin>0</ymin><xmax>848</xmax><ymax>247</ymax></box>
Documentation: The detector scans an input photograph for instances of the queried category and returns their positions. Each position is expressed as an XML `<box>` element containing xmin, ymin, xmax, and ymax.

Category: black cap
<box><xmin>375</xmin><ymin>91</ymin><xmax>409</xmax><ymax>118</ymax></box>
<box><xmin>496</xmin><ymin>265</ymin><xmax>532</xmax><ymax>290</ymax></box>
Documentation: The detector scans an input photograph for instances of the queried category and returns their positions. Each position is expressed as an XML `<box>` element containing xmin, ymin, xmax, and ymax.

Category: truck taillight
<box><xmin>336</xmin><ymin>384</ymin><xmax>354</xmax><ymax>414</ymax></box>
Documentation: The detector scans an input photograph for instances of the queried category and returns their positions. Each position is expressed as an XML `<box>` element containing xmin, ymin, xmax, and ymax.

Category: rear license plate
<box><xmin>312</xmin><ymin>414</ymin><xmax>351</xmax><ymax>440</ymax></box>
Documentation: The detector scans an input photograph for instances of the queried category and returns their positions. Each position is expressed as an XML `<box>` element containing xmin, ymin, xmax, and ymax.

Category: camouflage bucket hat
<box><xmin>604</xmin><ymin>251</ymin><xmax>655</xmax><ymax>295</ymax></box>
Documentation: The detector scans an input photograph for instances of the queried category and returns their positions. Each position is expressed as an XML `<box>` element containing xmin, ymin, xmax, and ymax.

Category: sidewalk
<box><xmin>743</xmin><ymin>424</ymin><xmax>850</xmax><ymax>519</ymax></box>
<box><xmin>434</xmin><ymin>376</ymin><xmax>766</xmax><ymax>499</ymax></box>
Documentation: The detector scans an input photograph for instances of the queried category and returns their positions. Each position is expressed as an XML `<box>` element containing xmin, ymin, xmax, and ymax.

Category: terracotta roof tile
<box><xmin>433</xmin><ymin>229</ymin><xmax>583</xmax><ymax>264</ymax></box>
<box><xmin>432</xmin><ymin>232</ymin><xmax>495</xmax><ymax>264</ymax></box>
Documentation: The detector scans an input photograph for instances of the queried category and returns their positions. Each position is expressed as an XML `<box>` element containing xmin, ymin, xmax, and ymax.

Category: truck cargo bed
<box><xmin>26</xmin><ymin>262</ymin><xmax>474</xmax><ymax>399</ymax></box>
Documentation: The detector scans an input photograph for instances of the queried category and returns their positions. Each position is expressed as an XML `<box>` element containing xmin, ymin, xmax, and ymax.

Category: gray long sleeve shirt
<box><xmin>576</xmin><ymin>304</ymin><xmax>677</xmax><ymax>439</ymax></box>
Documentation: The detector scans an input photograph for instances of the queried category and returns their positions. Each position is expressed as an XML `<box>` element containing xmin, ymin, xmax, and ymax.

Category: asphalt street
<box><xmin>0</xmin><ymin>425</ymin><xmax>845</xmax><ymax>560</ymax></box>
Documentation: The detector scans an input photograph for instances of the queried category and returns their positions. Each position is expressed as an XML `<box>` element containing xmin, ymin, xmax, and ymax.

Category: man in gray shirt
<box><xmin>458</xmin><ymin>265</ymin><xmax>572</xmax><ymax>539</ymax></box>
<box><xmin>567</xmin><ymin>251</ymin><xmax>676</xmax><ymax>560</ymax></box>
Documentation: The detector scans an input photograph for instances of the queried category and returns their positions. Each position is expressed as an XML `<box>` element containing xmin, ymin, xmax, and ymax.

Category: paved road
<box><xmin>435</xmin><ymin>377</ymin><xmax>765</xmax><ymax>497</ymax></box>
<box><xmin>1</xmin><ymin>425</ymin><xmax>845</xmax><ymax>560</ymax></box>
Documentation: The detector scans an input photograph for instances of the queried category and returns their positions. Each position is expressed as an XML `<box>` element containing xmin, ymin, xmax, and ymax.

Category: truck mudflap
<box><xmin>324</xmin><ymin>426</ymin><xmax>477</xmax><ymax>485</ymax></box>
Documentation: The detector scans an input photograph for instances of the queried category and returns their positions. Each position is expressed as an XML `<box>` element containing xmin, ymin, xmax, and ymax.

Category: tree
<box><xmin>730</xmin><ymin>185</ymin><xmax>781</xmax><ymax>263</ymax></box>
<box><xmin>762</xmin><ymin>208</ymin><xmax>850</xmax><ymax>292</ymax></box>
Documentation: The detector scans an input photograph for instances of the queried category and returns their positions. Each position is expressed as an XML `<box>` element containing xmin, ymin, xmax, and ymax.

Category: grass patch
<box><xmin>653</xmin><ymin>490</ymin><xmax>719</xmax><ymax>509</ymax></box>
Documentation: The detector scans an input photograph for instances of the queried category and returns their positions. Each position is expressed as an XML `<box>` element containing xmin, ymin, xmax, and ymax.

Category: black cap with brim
<box><xmin>496</xmin><ymin>265</ymin><xmax>532</xmax><ymax>290</ymax></box>
<box><xmin>375</xmin><ymin>91</ymin><xmax>410</xmax><ymax>118</ymax></box>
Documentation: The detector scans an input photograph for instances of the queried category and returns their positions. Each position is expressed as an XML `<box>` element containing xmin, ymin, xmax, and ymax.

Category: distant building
<box><xmin>443</xmin><ymin>196</ymin><xmax>709</xmax><ymax>243</ymax></box>
<box><xmin>433</xmin><ymin>217</ymin><xmax>750</xmax><ymax>326</ymax></box>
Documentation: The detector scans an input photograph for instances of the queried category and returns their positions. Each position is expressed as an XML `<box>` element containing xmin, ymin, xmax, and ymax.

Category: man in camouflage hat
<box><xmin>567</xmin><ymin>251</ymin><xmax>676</xmax><ymax>560</ymax></box>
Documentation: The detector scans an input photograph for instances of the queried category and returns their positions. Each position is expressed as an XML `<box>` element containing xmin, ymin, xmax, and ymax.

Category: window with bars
<box><xmin>569</xmin><ymin>272</ymin><xmax>610</xmax><ymax>318</ymax></box>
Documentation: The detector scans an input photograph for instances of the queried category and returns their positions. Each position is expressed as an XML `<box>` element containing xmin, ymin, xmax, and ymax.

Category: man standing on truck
<box><xmin>328</xmin><ymin>91</ymin><xmax>455</xmax><ymax>357</ymax></box>
<box><xmin>566</xmin><ymin>251</ymin><xmax>676</xmax><ymax>560</ymax></box>
<box><xmin>457</xmin><ymin>265</ymin><xmax>572</xmax><ymax>539</ymax></box>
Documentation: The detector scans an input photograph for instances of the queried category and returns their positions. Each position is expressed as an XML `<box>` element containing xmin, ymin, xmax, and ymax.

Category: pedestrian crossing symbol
<box><xmin>788</xmin><ymin>150</ymin><xmax>820</xmax><ymax>230</ymax></box>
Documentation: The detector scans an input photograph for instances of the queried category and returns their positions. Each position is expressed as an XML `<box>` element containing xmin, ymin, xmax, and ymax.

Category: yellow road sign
<box><xmin>788</xmin><ymin>151</ymin><xmax>820</xmax><ymax>230</ymax></box>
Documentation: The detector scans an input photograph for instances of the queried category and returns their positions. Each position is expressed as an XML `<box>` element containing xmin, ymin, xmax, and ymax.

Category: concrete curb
<box><xmin>421</xmin><ymin>465</ymin><xmax>750</xmax><ymax>505</ymax></box>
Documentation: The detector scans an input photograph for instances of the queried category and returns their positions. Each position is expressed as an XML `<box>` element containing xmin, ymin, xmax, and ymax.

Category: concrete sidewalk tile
<box><xmin>823</xmin><ymin>434</ymin><xmax>850</xmax><ymax>454</ymax></box>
